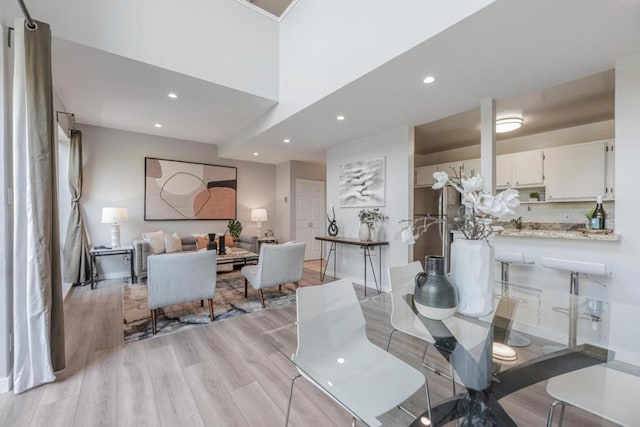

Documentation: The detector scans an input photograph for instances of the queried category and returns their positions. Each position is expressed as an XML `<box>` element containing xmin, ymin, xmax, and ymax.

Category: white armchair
<box><xmin>241</xmin><ymin>242</ymin><xmax>305</xmax><ymax>308</ymax></box>
<box><xmin>147</xmin><ymin>250</ymin><xmax>217</xmax><ymax>334</ymax></box>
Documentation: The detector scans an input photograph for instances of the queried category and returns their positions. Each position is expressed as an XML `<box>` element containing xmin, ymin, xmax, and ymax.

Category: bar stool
<box><xmin>539</xmin><ymin>257</ymin><xmax>607</xmax><ymax>348</ymax></box>
<box><xmin>495</xmin><ymin>252</ymin><xmax>534</xmax><ymax>347</ymax></box>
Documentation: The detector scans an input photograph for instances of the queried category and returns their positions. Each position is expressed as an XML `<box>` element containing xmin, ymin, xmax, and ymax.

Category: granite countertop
<box><xmin>492</xmin><ymin>222</ymin><xmax>620</xmax><ymax>241</ymax></box>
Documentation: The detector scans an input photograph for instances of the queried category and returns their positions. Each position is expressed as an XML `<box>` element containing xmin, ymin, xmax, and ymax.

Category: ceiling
<box><xmin>52</xmin><ymin>38</ymin><xmax>276</xmax><ymax>144</ymax></box>
<box><xmin>415</xmin><ymin>69</ymin><xmax>615</xmax><ymax>155</ymax></box>
<box><xmin>219</xmin><ymin>0</ymin><xmax>640</xmax><ymax>164</ymax></box>
<box><xmin>247</xmin><ymin>0</ymin><xmax>294</xmax><ymax>17</ymax></box>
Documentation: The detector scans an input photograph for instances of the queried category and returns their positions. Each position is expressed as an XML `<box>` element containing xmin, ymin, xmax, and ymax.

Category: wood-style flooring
<box><xmin>0</xmin><ymin>261</ymin><xmax>611</xmax><ymax>426</ymax></box>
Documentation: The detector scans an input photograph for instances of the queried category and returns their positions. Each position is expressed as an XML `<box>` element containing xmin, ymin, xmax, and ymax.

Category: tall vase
<box><xmin>358</xmin><ymin>223</ymin><xmax>370</xmax><ymax>241</ymax></box>
<box><xmin>414</xmin><ymin>256</ymin><xmax>458</xmax><ymax>320</ymax></box>
<box><xmin>450</xmin><ymin>239</ymin><xmax>494</xmax><ymax>317</ymax></box>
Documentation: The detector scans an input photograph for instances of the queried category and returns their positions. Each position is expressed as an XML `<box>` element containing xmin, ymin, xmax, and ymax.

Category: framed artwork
<box><xmin>144</xmin><ymin>157</ymin><xmax>237</xmax><ymax>220</ymax></box>
<box><xmin>338</xmin><ymin>157</ymin><xmax>386</xmax><ymax>207</ymax></box>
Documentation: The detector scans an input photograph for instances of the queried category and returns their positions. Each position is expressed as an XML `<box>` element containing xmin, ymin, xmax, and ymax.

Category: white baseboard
<box><xmin>0</xmin><ymin>374</ymin><xmax>12</xmax><ymax>393</ymax></box>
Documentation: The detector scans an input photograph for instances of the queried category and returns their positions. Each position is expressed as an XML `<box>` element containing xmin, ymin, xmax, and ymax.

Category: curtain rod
<box><xmin>17</xmin><ymin>0</ymin><xmax>37</xmax><ymax>30</ymax></box>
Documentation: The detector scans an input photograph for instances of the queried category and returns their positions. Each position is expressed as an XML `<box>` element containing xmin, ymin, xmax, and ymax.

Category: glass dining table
<box><xmin>263</xmin><ymin>280</ymin><xmax>640</xmax><ymax>426</ymax></box>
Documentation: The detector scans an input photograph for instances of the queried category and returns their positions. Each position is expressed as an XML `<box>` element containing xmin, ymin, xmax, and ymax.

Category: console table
<box><xmin>89</xmin><ymin>246</ymin><xmax>135</xmax><ymax>289</ymax></box>
<box><xmin>315</xmin><ymin>236</ymin><xmax>388</xmax><ymax>296</ymax></box>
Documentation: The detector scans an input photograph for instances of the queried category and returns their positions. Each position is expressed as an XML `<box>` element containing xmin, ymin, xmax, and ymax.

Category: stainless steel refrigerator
<box><xmin>413</xmin><ymin>185</ymin><xmax>462</xmax><ymax>271</ymax></box>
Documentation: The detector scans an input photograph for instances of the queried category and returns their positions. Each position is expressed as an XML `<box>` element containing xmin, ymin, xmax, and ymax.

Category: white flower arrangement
<box><xmin>398</xmin><ymin>170</ymin><xmax>520</xmax><ymax>243</ymax></box>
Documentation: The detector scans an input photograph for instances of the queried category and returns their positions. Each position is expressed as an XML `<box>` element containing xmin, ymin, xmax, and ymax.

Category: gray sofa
<box><xmin>133</xmin><ymin>234</ymin><xmax>259</xmax><ymax>281</ymax></box>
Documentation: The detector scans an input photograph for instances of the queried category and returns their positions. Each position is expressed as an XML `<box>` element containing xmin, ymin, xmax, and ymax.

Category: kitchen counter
<box><xmin>495</xmin><ymin>229</ymin><xmax>621</xmax><ymax>241</ymax></box>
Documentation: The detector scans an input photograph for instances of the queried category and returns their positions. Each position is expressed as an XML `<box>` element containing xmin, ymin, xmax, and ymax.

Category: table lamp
<box><xmin>251</xmin><ymin>208</ymin><xmax>268</xmax><ymax>237</ymax></box>
<box><xmin>101</xmin><ymin>207</ymin><xmax>128</xmax><ymax>248</ymax></box>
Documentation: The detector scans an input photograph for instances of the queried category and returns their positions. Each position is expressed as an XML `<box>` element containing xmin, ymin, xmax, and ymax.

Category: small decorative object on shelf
<box><xmin>207</xmin><ymin>233</ymin><xmax>218</xmax><ymax>251</ymax></box>
<box><xmin>327</xmin><ymin>206</ymin><xmax>339</xmax><ymax>237</ymax></box>
<box><xmin>358</xmin><ymin>208</ymin><xmax>388</xmax><ymax>241</ymax></box>
<box><xmin>264</xmin><ymin>229</ymin><xmax>275</xmax><ymax>238</ymax></box>
<box><xmin>218</xmin><ymin>234</ymin><xmax>227</xmax><ymax>255</ymax></box>
<box><xmin>529</xmin><ymin>192</ymin><xmax>539</xmax><ymax>201</ymax></box>
<box><xmin>414</xmin><ymin>256</ymin><xmax>458</xmax><ymax>320</ymax></box>
<box><xmin>397</xmin><ymin>170</ymin><xmax>520</xmax><ymax>317</ymax></box>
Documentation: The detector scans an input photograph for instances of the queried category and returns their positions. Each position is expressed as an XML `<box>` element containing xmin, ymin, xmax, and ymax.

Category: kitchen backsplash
<box><xmin>511</xmin><ymin>200</ymin><xmax>615</xmax><ymax>229</ymax></box>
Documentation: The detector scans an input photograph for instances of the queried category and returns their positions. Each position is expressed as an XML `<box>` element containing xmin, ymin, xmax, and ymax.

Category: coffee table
<box><xmin>216</xmin><ymin>249</ymin><xmax>258</xmax><ymax>267</ymax></box>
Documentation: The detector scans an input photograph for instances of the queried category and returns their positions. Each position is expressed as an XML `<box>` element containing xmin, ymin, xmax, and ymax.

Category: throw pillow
<box><xmin>225</xmin><ymin>234</ymin><xmax>234</xmax><ymax>248</ymax></box>
<box><xmin>142</xmin><ymin>230</ymin><xmax>165</xmax><ymax>254</ymax></box>
<box><xmin>195</xmin><ymin>235</ymin><xmax>209</xmax><ymax>250</ymax></box>
<box><xmin>164</xmin><ymin>232</ymin><xmax>182</xmax><ymax>253</ymax></box>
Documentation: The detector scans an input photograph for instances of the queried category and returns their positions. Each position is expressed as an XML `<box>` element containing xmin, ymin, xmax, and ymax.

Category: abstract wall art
<box><xmin>338</xmin><ymin>157</ymin><xmax>385</xmax><ymax>207</ymax></box>
<box><xmin>145</xmin><ymin>157</ymin><xmax>237</xmax><ymax>220</ymax></box>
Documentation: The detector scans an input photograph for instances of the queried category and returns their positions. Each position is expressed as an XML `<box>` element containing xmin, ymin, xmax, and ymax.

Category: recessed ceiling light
<box><xmin>423</xmin><ymin>76</ymin><xmax>436</xmax><ymax>84</ymax></box>
<box><xmin>336</xmin><ymin>115</ymin><xmax>345</xmax><ymax>121</ymax></box>
<box><xmin>168</xmin><ymin>92</ymin><xmax>178</xmax><ymax>99</ymax></box>
<box><xmin>154</xmin><ymin>123</ymin><xmax>163</xmax><ymax>128</ymax></box>
<box><xmin>253</xmin><ymin>152</ymin><xmax>259</xmax><ymax>156</ymax></box>
<box><xmin>283</xmin><ymin>139</ymin><xmax>291</xmax><ymax>143</ymax></box>
<box><xmin>496</xmin><ymin>116</ymin><xmax>524</xmax><ymax>133</ymax></box>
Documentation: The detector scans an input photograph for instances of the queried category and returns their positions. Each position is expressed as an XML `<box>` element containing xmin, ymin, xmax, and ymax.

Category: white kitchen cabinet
<box><xmin>415</xmin><ymin>165</ymin><xmax>438</xmax><ymax>187</ymax></box>
<box><xmin>605</xmin><ymin>141</ymin><xmax>615</xmax><ymax>200</ymax></box>
<box><xmin>545</xmin><ymin>141</ymin><xmax>606</xmax><ymax>201</ymax></box>
<box><xmin>462</xmin><ymin>158</ymin><xmax>481</xmax><ymax>177</ymax></box>
<box><xmin>496</xmin><ymin>155</ymin><xmax>513</xmax><ymax>187</ymax></box>
<box><xmin>513</xmin><ymin>150</ymin><xmax>544</xmax><ymax>187</ymax></box>
<box><xmin>436</xmin><ymin>161</ymin><xmax>463</xmax><ymax>176</ymax></box>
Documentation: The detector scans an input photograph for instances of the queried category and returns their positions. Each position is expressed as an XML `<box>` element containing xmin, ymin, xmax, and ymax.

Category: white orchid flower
<box><xmin>432</xmin><ymin>171</ymin><xmax>449</xmax><ymax>190</ymax></box>
<box><xmin>399</xmin><ymin>227</ymin><xmax>416</xmax><ymax>245</ymax></box>
<box><xmin>462</xmin><ymin>191</ymin><xmax>477</xmax><ymax>208</ymax></box>
<box><xmin>496</xmin><ymin>188</ymin><xmax>520</xmax><ymax>210</ymax></box>
<box><xmin>461</xmin><ymin>175</ymin><xmax>484</xmax><ymax>193</ymax></box>
<box><xmin>475</xmin><ymin>194</ymin><xmax>512</xmax><ymax>218</ymax></box>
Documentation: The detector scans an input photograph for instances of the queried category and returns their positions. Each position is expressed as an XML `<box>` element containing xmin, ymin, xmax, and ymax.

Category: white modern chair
<box><xmin>286</xmin><ymin>279</ymin><xmax>431</xmax><ymax>427</ymax></box>
<box><xmin>546</xmin><ymin>365</ymin><xmax>639</xmax><ymax>427</ymax></box>
<box><xmin>495</xmin><ymin>251</ymin><xmax>534</xmax><ymax>347</ymax></box>
<box><xmin>241</xmin><ymin>242</ymin><xmax>306</xmax><ymax>308</ymax></box>
<box><xmin>387</xmin><ymin>262</ymin><xmax>456</xmax><ymax>393</ymax></box>
<box><xmin>147</xmin><ymin>250</ymin><xmax>217</xmax><ymax>334</ymax></box>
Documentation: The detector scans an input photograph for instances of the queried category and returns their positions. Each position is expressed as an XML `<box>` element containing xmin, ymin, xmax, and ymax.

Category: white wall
<box><xmin>80</xmin><ymin>124</ymin><xmax>277</xmax><ymax>277</ymax></box>
<box><xmin>326</xmin><ymin>125</ymin><xmax>414</xmax><ymax>291</ymax></box>
<box><xmin>275</xmin><ymin>161</ymin><xmax>291</xmax><ymax>241</ymax></box>
<box><xmin>0</xmin><ymin>0</ymin><xmax>279</xmax><ymax>100</ymax></box>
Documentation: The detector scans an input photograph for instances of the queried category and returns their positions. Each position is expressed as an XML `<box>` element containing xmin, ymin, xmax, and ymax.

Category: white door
<box><xmin>496</xmin><ymin>154</ymin><xmax>514</xmax><ymax>187</ymax></box>
<box><xmin>605</xmin><ymin>140</ymin><xmax>615</xmax><ymax>200</ymax></box>
<box><xmin>295</xmin><ymin>179</ymin><xmax>325</xmax><ymax>260</ymax></box>
<box><xmin>545</xmin><ymin>141</ymin><xmax>606</xmax><ymax>200</ymax></box>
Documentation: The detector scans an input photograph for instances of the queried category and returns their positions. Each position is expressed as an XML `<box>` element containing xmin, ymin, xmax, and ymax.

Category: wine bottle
<box><xmin>591</xmin><ymin>196</ymin><xmax>606</xmax><ymax>230</ymax></box>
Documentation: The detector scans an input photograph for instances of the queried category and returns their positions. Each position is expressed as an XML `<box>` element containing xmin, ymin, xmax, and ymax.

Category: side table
<box><xmin>257</xmin><ymin>238</ymin><xmax>278</xmax><ymax>251</ymax></box>
<box><xmin>89</xmin><ymin>246</ymin><xmax>135</xmax><ymax>289</ymax></box>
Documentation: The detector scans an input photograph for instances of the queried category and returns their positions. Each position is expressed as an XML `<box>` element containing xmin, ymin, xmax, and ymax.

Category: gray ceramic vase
<box><xmin>414</xmin><ymin>256</ymin><xmax>458</xmax><ymax>320</ymax></box>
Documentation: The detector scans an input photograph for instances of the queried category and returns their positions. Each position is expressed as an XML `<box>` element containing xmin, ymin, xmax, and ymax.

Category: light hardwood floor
<box><xmin>0</xmin><ymin>261</ymin><xmax>611</xmax><ymax>426</ymax></box>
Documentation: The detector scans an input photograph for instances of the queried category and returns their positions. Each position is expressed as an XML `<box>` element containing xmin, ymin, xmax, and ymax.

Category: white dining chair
<box><xmin>285</xmin><ymin>278</ymin><xmax>431</xmax><ymax>427</ymax></box>
<box><xmin>495</xmin><ymin>251</ymin><xmax>534</xmax><ymax>347</ymax></box>
<box><xmin>546</xmin><ymin>365</ymin><xmax>639</xmax><ymax>427</ymax></box>
<box><xmin>387</xmin><ymin>262</ymin><xmax>457</xmax><ymax>394</ymax></box>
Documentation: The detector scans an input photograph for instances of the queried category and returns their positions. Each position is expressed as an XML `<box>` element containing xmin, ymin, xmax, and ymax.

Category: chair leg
<box><xmin>285</xmin><ymin>374</ymin><xmax>301</xmax><ymax>427</ymax></box>
<box><xmin>547</xmin><ymin>400</ymin><xmax>565</xmax><ymax>427</ymax></box>
<box><xmin>244</xmin><ymin>278</ymin><xmax>248</xmax><ymax>297</ymax></box>
<box><xmin>385</xmin><ymin>328</ymin><xmax>397</xmax><ymax>352</ymax></box>
<box><xmin>279</xmin><ymin>284</ymin><xmax>282</xmax><ymax>291</ymax></box>
<box><xmin>208</xmin><ymin>298</ymin><xmax>215</xmax><ymax>321</ymax></box>
<box><xmin>258</xmin><ymin>289</ymin><xmax>265</xmax><ymax>308</ymax></box>
<box><xmin>424</xmin><ymin>379</ymin><xmax>432</xmax><ymax>425</ymax></box>
<box><xmin>151</xmin><ymin>309</ymin><xmax>158</xmax><ymax>335</ymax></box>
<box><xmin>294</xmin><ymin>282</ymin><xmax>299</xmax><ymax>288</ymax></box>
<box><xmin>201</xmin><ymin>299</ymin><xmax>204</xmax><ymax>307</ymax></box>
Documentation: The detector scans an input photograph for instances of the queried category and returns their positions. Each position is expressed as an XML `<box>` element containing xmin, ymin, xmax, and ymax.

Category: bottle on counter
<box><xmin>591</xmin><ymin>196</ymin><xmax>606</xmax><ymax>230</ymax></box>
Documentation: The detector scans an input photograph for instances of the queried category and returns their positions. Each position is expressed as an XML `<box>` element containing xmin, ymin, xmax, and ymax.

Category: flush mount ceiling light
<box><xmin>253</xmin><ymin>152</ymin><xmax>259</xmax><ymax>156</ymax></box>
<box><xmin>283</xmin><ymin>138</ymin><xmax>291</xmax><ymax>143</ymax></box>
<box><xmin>168</xmin><ymin>92</ymin><xmax>178</xmax><ymax>99</ymax></box>
<box><xmin>154</xmin><ymin>123</ymin><xmax>162</xmax><ymax>128</ymax></box>
<box><xmin>336</xmin><ymin>115</ymin><xmax>345</xmax><ymax>121</ymax></box>
<box><xmin>496</xmin><ymin>116</ymin><xmax>524</xmax><ymax>133</ymax></box>
<box><xmin>423</xmin><ymin>75</ymin><xmax>436</xmax><ymax>84</ymax></box>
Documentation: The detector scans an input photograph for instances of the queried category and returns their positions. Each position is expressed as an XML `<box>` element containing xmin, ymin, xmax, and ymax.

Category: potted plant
<box><xmin>358</xmin><ymin>208</ymin><xmax>388</xmax><ymax>241</ymax></box>
<box><xmin>583</xmin><ymin>208</ymin><xmax>595</xmax><ymax>229</ymax></box>
<box><xmin>529</xmin><ymin>191</ymin><xmax>539</xmax><ymax>201</ymax></box>
<box><xmin>227</xmin><ymin>220</ymin><xmax>243</xmax><ymax>246</ymax></box>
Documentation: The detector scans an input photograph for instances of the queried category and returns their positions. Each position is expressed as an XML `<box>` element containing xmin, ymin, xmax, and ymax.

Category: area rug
<box><xmin>123</xmin><ymin>270</ymin><xmax>297</xmax><ymax>343</ymax></box>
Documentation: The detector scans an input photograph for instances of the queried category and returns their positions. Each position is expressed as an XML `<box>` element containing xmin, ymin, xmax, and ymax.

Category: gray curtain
<box><xmin>63</xmin><ymin>130</ymin><xmax>91</xmax><ymax>284</ymax></box>
<box><xmin>12</xmin><ymin>19</ymin><xmax>65</xmax><ymax>393</ymax></box>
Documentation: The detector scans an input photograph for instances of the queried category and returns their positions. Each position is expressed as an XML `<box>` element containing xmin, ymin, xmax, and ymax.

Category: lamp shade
<box><xmin>101</xmin><ymin>207</ymin><xmax>128</xmax><ymax>224</ymax></box>
<box><xmin>250</xmin><ymin>208</ymin><xmax>268</xmax><ymax>222</ymax></box>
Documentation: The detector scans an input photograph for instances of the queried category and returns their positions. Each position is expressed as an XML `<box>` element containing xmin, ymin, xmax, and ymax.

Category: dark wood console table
<box><xmin>315</xmin><ymin>236</ymin><xmax>389</xmax><ymax>296</ymax></box>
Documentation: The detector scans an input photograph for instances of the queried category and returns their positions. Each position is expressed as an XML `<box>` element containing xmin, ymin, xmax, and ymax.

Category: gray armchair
<box><xmin>241</xmin><ymin>242</ymin><xmax>305</xmax><ymax>308</ymax></box>
<box><xmin>147</xmin><ymin>250</ymin><xmax>217</xmax><ymax>334</ymax></box>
